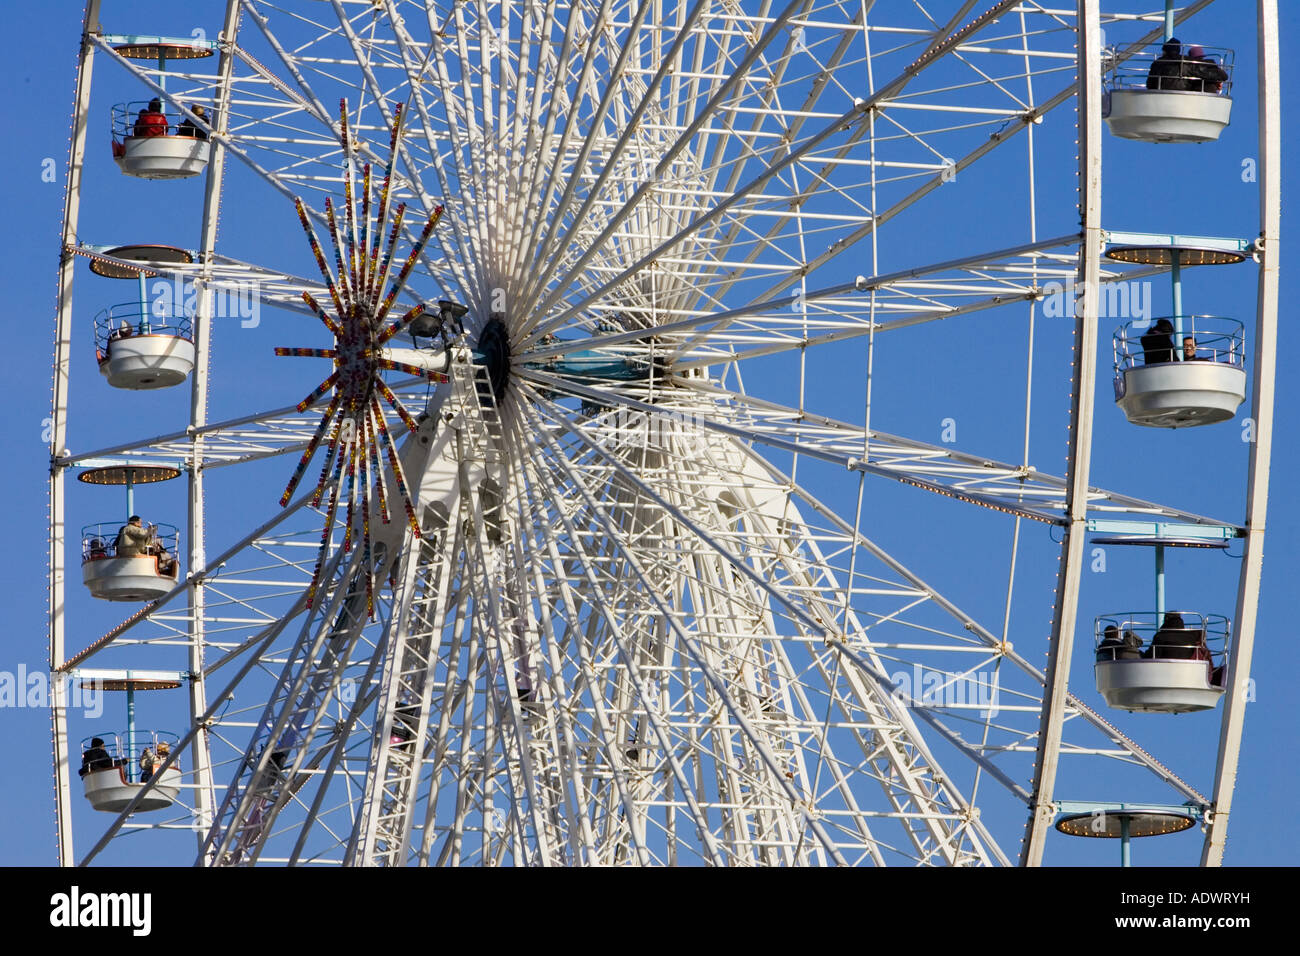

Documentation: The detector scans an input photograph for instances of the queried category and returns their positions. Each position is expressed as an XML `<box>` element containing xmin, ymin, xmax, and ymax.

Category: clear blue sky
<box><xmin>0</xmin><ymin>1</ymin><xmax>1295</xmax><ymax>867</ymax></box>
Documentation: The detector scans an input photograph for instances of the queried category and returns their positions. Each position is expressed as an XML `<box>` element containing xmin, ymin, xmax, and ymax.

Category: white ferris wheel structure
<box><xmin>47</xmin><ymin>0</ymin><xmax>1281</xmax><ymax>866</ymax></box>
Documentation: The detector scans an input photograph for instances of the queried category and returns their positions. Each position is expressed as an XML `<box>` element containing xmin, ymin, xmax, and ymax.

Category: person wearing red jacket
<box><xmin>133</xmin><ymin>98</ymin><xmax>168</xmax><ymax>137</ymax></box>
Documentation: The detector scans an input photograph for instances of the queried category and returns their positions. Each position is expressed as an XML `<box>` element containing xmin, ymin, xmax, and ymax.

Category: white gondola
<box><xmin>95</xmin><ymin>306</ymin><xmax>195</xmax><ymax>389</ymax></box>
<box><xmin>82</xmin><ymin>553</ymin><xmax>179</xmax><ymax>601</ymax></box>
<box><xmin>1105</xmin><ymin>89</ymin><xmax>1232</xmax><ymax>144</ymax></box>
<box><xmin>80</xmin><ymin>515</ymin><xmax>181</xmax><ymax>601</ymax></box>
<box><xmin>1094</xmin><ymin>613</ymin><xmax>1228</xmax><ymax>714</ymax></box>
<box><xmin>1103</xmin><ymin>42</ymin><xmax>1233</xmax><ymax>143</ymax></box>
<box><xmin>79</xmin><ymin>729</ymin><xmax>182</xmax><ymax>812</ymax></box>
<box><xmin>114</xmin><ymin>132</ymin><xmax>210</xmax><ymax>179</ymax></box>
<box><xmin>1112</xmin><ymin>316</ymin><xmax>1247</xmax><ymax>427</ymax></box>
<box><xmin>108</xmin><ymin>39</ymin><xmax>215</xmax><ymax>178</ymax></box>
<box><xmin>89</xmin><ymin>245</ymin><xmax>197</xmax><ymax>388</ymax></box>
<box><xmin>82</xmin><ymin>764</ymin><xmax>182</xmax><ymax>813</ymax></box>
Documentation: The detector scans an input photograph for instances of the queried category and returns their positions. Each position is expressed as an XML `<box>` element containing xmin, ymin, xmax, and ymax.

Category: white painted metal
<box><xmin>1095</xmin><ymin>659</ymin><xmax>1225</xmax><ymax>713</ymax></box>
<box><xmin>1020</xmin><ymin>0</ymin><xmax>1104</xmax><ymax>868</ymax></box>
<box><xmin>1104</xmin><ymin>89</ymin><xmax>1232</xmax><ymax>143</ymax></box>
<box><xmin>50</xmin><ymin>0</ymin><xmax>1274</xmax><ymax>868</ymax></box>
<box><xmin>82</xmin><ymin>555</ymin><xmax>179</xmax><ymax>601</ymax></box>
<box><xmin>1116</xmin><ymin>362</ymin><xmax>1247</xmax><ymax>427</ymax></box>
<box><xmin>49</xmin><ymin>0</ymin><xmax>102</xmax><ymax>867</ymax></box>
<box><xmin>83</xmin><ymin>766</ymin><xmax>182</xmax><ymax>813</ymax></box>
<box><xmin>98</xmin><ymin>333</ymin><xmax>195</xmax><ymax>389</ymax></box>
<box><xmin>1201</xmin><ymin>0</ymin><xmax>1280</xmax><ymax>867</ymax></box>
<box><xmin>114</xmin><ymin>136</ymin><xmax>210</xmax><ymax>179</ymax></box>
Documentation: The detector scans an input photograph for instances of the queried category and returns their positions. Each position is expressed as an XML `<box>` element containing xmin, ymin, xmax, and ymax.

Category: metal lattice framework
<box><xmin>46</xmin><ymin>0</ymin><xmax>1279</xmax><ymax>866</ymax></box>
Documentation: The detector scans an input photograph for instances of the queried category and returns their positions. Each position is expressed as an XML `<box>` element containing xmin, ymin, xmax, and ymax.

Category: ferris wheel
<box><xmin>47</xmin><ymin>0</ymin><xmax>1280</xmax><ymax>867</ymax></box>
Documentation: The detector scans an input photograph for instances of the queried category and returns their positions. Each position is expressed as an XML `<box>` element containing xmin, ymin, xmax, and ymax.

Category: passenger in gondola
<box><xmin>80</xmin><ymin>738</ymin><xmax>113</xmax><ymax>777</ymax></box>
<box><xmin>1140</xmin><ymin>318</ymin><xmax>1176</xmax><ymax>365</ymax></box>
<box><xmin>1184</xmin><ymin>45</ymin><xmax>1229</xmax><ymax>93</ymax></box>
<box><xmin>140</xmin><ymin>747</ymin><xmax>156</xmax><ymax>783</ymax></box>
<box><xmin>1098</xmin><ymin>624</ymin><xmax>1142</xmax><ymax>661</ymax></box>
<box><xmin>1150</xmin><ymin>612</ymin><xmax>1202</xmax><ymax>660</ymax></box>
<box><xmin>156</xmin><ymin>741</ymin><xmax>172</xmax><ymax>774</ymax></box>
<box><xmin>390</xmin><ymin>701</ymin><xmax>418</xmax><ymax>745</ymax></box>
<box><xmin>1146</xmin><ymin>38</ymin><xmax>1193</xmax><ymax>92</ymax></box>
<box><xmin>133</xmin><ymin>98</ymin><xmax>168</xmax><ymax>137</ymax></box>
<box><xmin>156</xmin><ymin>543</ymin><xmax>178</xmax><ymax>577</ymax></box>
<box><xmin>177</xmin><ymin>104</ymin><xmax>209</xmax><ymax>141</ymax></box>
<box><xmin>1182</xmin><ymin>336</ymin><xmax>1210</xmax><ymax>362</ymax></box>
<box><xmin>114</xmin><ymin>516</ymin><xmax>154</xmax><ymax>558</ymax></box>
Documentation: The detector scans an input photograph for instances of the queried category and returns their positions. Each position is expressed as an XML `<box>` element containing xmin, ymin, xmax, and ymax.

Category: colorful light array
<box><xmin>276</xmin><ymin>100</ymin><xmax>447</xmax><ymax>617</ymax></box>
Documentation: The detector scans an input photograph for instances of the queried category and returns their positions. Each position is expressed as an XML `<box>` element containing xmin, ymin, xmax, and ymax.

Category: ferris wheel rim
<box><xmin>45</xmin><ymin>0</ymin><xmax>1277</xmax><ymax>868</ymax></box>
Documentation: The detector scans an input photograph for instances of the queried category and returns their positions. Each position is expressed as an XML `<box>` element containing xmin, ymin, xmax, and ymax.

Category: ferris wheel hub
<box><xmin>475</xmin><ymin>315</ymin><xmax>512</xmax><ymax>404</ymax></box>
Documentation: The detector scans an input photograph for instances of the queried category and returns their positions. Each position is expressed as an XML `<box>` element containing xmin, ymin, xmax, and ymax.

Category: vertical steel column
<box><xmin>1155</xmin><ymin>544</ymin><xmax>1165</xmax><ymax>617</ymax></box>
<box><xmin>1171</xmin><ymin>256</ymin><xmax>1183</xmax><ymax>342</ymax></box>
<box><xmin>1020</xmin><ymin>0</ymin><xmax>1103</xmax><ymax>866</ymax></box>
<box><xmin>1201</xmin><ymin>0</ymin><xmax>1280</xmax><ymax>867</ymax></box>
<box><xmin>185</xmin><ymin>0</ymin><xmax>244</xmax><ymax>851</ymax></box>
<box><xmin>49</xmin><ymin>0</ymin><xmax>102</xmax><ymax>868</ymax></box>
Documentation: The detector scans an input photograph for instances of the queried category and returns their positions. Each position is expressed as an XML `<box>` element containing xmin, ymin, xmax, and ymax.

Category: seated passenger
<box><xmin>1182</xmin><ymin>336</ymin><xmax>1209</xmax><ymax>362</ymax></box>
<box><xmin>1150</xmin><ymin>612</ymin><xmax>1204</xmax><ymax>660</ymax></box>
<box><xmin>156</xmin><ymin>545</ymin><xmax>178</xmax><ymax>578</ymax></box>
<box><xmin>1097</xmin><ymin>624</ymin><xmax>1142</xmax><ymax>661</ymax></box>
<box><xmin>80</xmin><ymin>737</ymin><xmax>113</xmax><ymax>777</ymax></box>
<box><xmin>1146</xmin><ymin>39</ymin><xmax>1193</xmax><ymax>92</ymax></box>
<box><xmin>1184</xmin><ymin>45</ymin><xmax>1229</xmax><ymax>93</ymax></box>
<box><xmin>87</xmin><ymin>537</ymin><xmax>108</xmax><ymax>559</ymax></box>
<box><xmin>1140</xmin><ymin>318</ymin><xmax>1176</xmax><ymax>365</ymax></box>
<box><xmin>140</xmin><ymin>747</ymin><xmax>156</xmax><ymax>783</ymax></box>
<box><xmin>133</xmin><ymin>98</ymin><xmax>168</xmax><ymax>137</ymax></box>
<box><xmin>177</xmin><ymin>104</ymin><xmax>209</xmax><ymax>141</ymax></box>
<box><xmin>114</xmin><ymin>516</ymin><xmax>154</xmax><ymax>558</ymax></box>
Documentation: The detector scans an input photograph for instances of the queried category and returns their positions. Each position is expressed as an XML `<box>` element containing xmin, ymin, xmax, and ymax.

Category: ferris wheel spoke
<box><xmin>511</xmin><ymin>411</ymin><xmax>749</xmax><ymax>864</ymax></box>
<box><xmin>518</xmin><ymin>390</ymin><xmax>998</xmax><ymax>863</ymax></box>
<box><xmin>533</xmin><ymin>382</ymin><xmax>1204</xmax><ymax>832</ymax></box>
<box><xmin>512</xmin><ymin>410</ymin><xmax>774</xmax><ymax>863</ymax></box>
<box><xmin>731</xmin><ymin>440</ymin><xmax>1211</xmax><ymax>808</ymax></box>
<box><xmin>516</xmin><ymin>0</ymin><xmax>1037</xmax><ymax>347</ymax></box>
<box><xmin>371</xmin><ymin>14</ymin><xmax>485</xmax><ymax>304</ymax></box>
<box><xmin>54</xmin><ymin>0</ymin><xmax>1270</xmax><ymax>868</ymax></box>
<box><xmin>519</xmin><ymin>399</ymin><xmax>854</xmax><ymax>863</ymax></box>
<box><xmin>205</xmin><ymin>546</ymin><xmax>393</xmax><ymax>865</ymax></box>
<box><xmin>519</xmin><ymin>0</ymin><xmax>666</xmax><ymax>311</ymax></box>
<box><xmin>514</xmin><ymin>231</ymin><xmax>1078</xmax><ymax>363</ymax></box>
<box><xmin>522</xmin><ymin>368</ymin><xmax>1243</xmax><ymax>534</ymax></box>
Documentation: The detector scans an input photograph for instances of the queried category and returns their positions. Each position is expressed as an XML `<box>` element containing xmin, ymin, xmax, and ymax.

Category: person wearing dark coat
<box><xmin>177</xmin><ymin>104</ymin><xmax>209</xmax><ymax>141</ymax></box>
<box><xmin>80</xmin><ymin>738</ymin><xmax>113</xmax><ymax>777</ymax></box>
<box><xmin>1098</xmin><ymin>624</ymin><xmax>1143</xmax><ymax>661</ymax></box>
<box><xmin>1183</xmin><ymin>45</ymin><xmax>1229</xmax><ymax>93</ymax></box>
<box><xmin>1151</xmin><ymin>612</ymin><xmax>1203</xmax><ymax>660</ymax></box>
<box><xmin>1147</xmin><ymin>38</ymin><xmax>1193</xmax><ymax>91</ymax></box>
<box><xmin>1140</xmin><ymin>318</ymin><xmax>1176</xmax><ymax>365</ymax></box>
